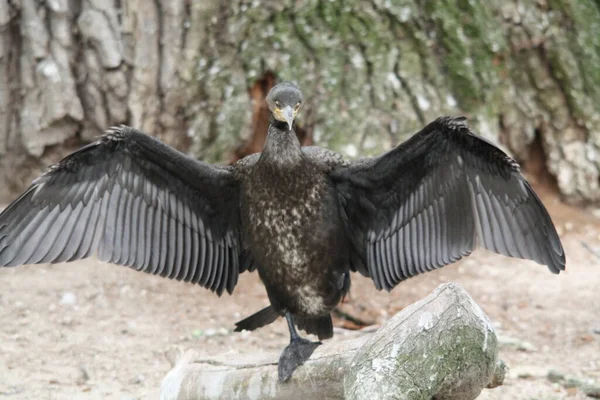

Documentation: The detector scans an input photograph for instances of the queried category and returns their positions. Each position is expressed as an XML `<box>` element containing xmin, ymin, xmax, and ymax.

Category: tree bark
<box><xmin>159</xmin><ymin>283</ymin><xmax>507</xmax><ymax>400</ymax></box>
<box><xmin>1</xmin><ymin>0</ymin><xmax>599</xmax><ymax>203</ymax></box>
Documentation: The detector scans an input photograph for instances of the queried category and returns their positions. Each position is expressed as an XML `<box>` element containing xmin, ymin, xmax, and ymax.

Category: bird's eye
<box><xmin>275</xmin><ymin>101</ymin><xmax>281</xmax><ymax>108</ymax></box>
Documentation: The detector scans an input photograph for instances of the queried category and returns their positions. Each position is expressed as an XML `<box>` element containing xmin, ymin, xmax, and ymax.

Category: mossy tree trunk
<box><xmin>1</xmin><ymin>0</ymin><xmax>599</xmax><ymax>202</ymax></box>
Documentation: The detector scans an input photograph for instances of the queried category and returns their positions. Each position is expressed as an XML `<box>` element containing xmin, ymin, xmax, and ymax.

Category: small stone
<box><xmin>508</xmin><ymin>366</ymin><xmax>546</xmax><ymax>380</ymax></box>
<box><xmin>240</xmin><ymin>330</ymin><xmax>251</xmax><ymax>338</ymax></box>
<box><xmin>131</xmin><ymin>374</ymin><xmax>145</xmax><ymax>384</ymax></box>
<box><xmin>217</xmin><ymin>327</ymin><xmax>229</xmax><ymax>335</ymax></box>
<box><xmin>497</xmin><ymin>335</ymin><xmax>537</xmax><ymax>352</ymax></box>
<box><xmin>192</xmin><ymin>329</ymin><xmax>204</xmax><ymax>338</ymax></box>
<box><xmin>547</xmin><ymin>369</ymin><xmax>565</xmax><ymax>383</ymax></box>
<box><xmin>76</xmin><ymin>365</ymin><xmax>90</xmax><ymax>385</ymax></box>
<box><xmin>60</xmin><ymin>292</ymin><xmax>77</xmax><ymax>306</ymax></box>
<box><xmin>575</xmin><ymin>334</ymin><xmax>595</xmax><ymax>345</ymax></box>
<box><xmin>562</xmin><ymin>378</ymin><xmax>577</xmax><ymax>388</ymax></box>
<box><xmin>551</xmin><ymin>382</ymin><xmax>562</xmax><ymax>392</ymax></box>
<box><xmin>518</xmin><ymin>343</ymin><xmax>537</xmax><ymax>352</ymax></box>
<box><xmin>0</xmin><ymin>386</ymin><xmax>24</xmax><ymax>396</ymax></box>
<box><xmin>487</xmin><ymin>360</ymin><xmax>507</xmax><ymax>388</ymax></box>
<box><xmin>558</xmin><ymin>376</ymin><xmax>600</xmax><ymax>398</ymax></box>
<box><xmin>582</xmin><ymin>383</ymin><xmax>600</xmax><ymax>398</ymax></box>
<box><xmin>565</xmin><ymin>387</ymin><xmax>579</xmax><ymax>396</ymax></box>
<box><xmin>164</xmin><ymin>346</ymin><xmax>182</xmax><ymax>367</ymax></box>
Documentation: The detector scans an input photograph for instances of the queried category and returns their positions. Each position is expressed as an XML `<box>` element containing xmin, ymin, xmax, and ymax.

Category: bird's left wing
<box><xmin>0</xmin><ymin>126</ymin><xmax>249</xmax><ymax>295</ymax></box>
<box><xmin>330</xmin><ymin>116</ymin><xmax>565</xmax><ymax>291</ymax></box>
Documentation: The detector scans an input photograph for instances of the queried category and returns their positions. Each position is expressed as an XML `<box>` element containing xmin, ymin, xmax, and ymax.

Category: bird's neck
<box><xmin>260</xmin><ymin>119</ymin><xmax>303</xmax><ymax>166</ymax></box>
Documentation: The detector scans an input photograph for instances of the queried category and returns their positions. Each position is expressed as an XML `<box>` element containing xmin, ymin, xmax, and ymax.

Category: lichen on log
<box><xmin>160</xmin><ymin>283</ymin><xmax>506</xmax><ymax>400</ymax></box>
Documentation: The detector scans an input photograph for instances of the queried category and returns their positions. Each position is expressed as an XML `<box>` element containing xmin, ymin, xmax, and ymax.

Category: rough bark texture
<box><xmin>1</xmin><ymin>1</ymin><xmax>599</xmax><ymax>203</ymax></box>
<box><xmin>345</xmin><ymin>283</ymin><xmax>505</xmax><ymax>400</ymax></box>
<box><xmin>159</xmin><ymin>283</ymin><xmax>507</xmax><ymax>400</ymax></box>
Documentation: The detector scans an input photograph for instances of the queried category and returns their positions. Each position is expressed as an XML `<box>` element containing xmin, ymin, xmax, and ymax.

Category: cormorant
<box><xmin>0</xmin><ymin>82</ymin><xmax>565</xmax><ymax>382</ymax></box>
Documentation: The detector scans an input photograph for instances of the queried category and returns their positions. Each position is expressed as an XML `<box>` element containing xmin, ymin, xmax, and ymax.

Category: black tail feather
<box><xmin>234</xmin><ymin>306</ymin><xmax>280</xmax><ymax>332</ymax></box>
<box><xmin>295</xmin><ymin>314</ymin><xmax>333</xmax><ymax>340</ymax></box>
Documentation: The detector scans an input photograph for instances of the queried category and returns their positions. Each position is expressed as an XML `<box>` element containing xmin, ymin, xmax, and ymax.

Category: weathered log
<box><xmin>160</xmin><ymin>283</ymin><xmax>507</xmax><ymax>400</ymax></box>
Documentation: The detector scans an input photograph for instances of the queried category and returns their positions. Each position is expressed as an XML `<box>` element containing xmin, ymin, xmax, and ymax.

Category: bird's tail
<box><xmin>234</xmin><ymin>306</ymin><xmax>280</xmax><ymax>332</ymax></box>
<box><xmin>295</xmin><ymin>314</ymin><xmax>333</xmax><ymax>341</ymax></box>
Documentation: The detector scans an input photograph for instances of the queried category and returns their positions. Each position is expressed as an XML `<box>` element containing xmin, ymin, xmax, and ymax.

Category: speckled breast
<box><xmin>240</xmin><ymin>161</ymin><xmax>347</xmax><ymax>316</ymax></box>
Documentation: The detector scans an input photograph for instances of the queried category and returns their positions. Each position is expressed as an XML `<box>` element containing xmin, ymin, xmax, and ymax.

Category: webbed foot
<box><xmin>278</xmin><ymin>337</ymin><xmax>321</xmax><ymax>382</ymax></box>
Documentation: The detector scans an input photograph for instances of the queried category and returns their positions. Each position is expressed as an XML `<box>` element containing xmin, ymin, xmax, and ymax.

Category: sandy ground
<box><xmin>0</xmin><ymin>190</ymin><xmax>599</xmax><ymax>400</ymax></box>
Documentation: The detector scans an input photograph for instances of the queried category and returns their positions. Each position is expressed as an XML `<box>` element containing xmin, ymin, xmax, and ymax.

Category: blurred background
<box><xmin>0</xmin><ymin>1</ymin><xmax>599</xmax><ymax>399</ymax></box>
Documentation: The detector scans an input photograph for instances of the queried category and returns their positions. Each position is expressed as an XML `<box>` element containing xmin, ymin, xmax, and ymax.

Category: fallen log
<box><xmin>160</xmin><ymin>283</ymin><xmax>507</xmax><ymax>400</ymax></box>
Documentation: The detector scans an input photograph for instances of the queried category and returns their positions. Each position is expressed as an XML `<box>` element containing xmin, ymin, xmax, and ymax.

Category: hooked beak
<box><xmin>282</xmin><ymin>106</ymin><xmax>294</xmax><ymax>131</ymax></box>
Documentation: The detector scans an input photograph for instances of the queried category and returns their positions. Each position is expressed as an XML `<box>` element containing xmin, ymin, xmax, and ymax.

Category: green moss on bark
<box><xmin>185</xmin><ymin>0</ymin><xmax>600</xmax><ymax>202</ymax></box>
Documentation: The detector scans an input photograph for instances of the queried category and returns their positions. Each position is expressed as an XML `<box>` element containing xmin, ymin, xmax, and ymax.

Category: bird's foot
<box><xmin>277</xmin><ymin>337</ymin><xmax>321</xmax><ymax>382</ymax></box>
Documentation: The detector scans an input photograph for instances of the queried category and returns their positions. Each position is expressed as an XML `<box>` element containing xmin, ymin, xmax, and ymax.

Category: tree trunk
<box><xmin>1</xmin><ymin>0</ymin><xmax>599</xmax><ymax>203</ymax></box>
<box><xmin>159</xmin><ymin>283</ymin><xmax>507</xmax><ymax>400</ymax></box>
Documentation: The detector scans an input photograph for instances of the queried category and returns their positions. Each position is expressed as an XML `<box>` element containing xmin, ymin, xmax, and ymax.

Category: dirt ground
<box><xmin>0</xmin><ymin>188</ymin><xmax>599</xmax><ymax>400</ymax></box>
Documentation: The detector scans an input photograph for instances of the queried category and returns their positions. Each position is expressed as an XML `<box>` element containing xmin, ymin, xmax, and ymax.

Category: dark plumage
<box><xmin>0</xmin><ymin>82</ymin><xmax>565</xmax><ymax>381</ymax></box>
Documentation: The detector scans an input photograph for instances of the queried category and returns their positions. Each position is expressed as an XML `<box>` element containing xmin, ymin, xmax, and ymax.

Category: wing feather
<box><xmin>127</xmin><ymin>195</ymin><xmax>140</xmax><ymax>267</ymax></box>
<box><xmin>164</xmin><ymin>206</ymin><xmax>177</xmax><ymax>279</ymax></box>
<box><xmin>99</xmin><ymin>186</ymin><xmax>120</xmax><ymax>261</ymax></box>
<box><xmin>149</xmin><ymin>204</ymin><xmax>162</xmax><ymax>274</ymax></box>
<box><xmin>201</xmin><ymin>240</ymin><xmax>214</xmax><ymax>287</ymax></box>
<box><xmin>196</xmin><ymin>237</ymin><xmax>207</xmax><ymax>285</ymax></box>
<box><xmin>122</xmin><ymin>191</ymin><xmax>134</xmax><ymax>266</ymax></box>
<box><xmin>332</xmin><ymin>116</ymin><xmax>565</xmax><ymax>291</ymax></box>
<box><xmin>41</xmin><ymin>203</ymin><xmax>85</xmax><ymax>263</ymax></box>
<box><xmin>133</xmin><ymin>197</ymin><xmax>146</xmax><ymax>270</ymax></box>
<box><xmin>220</xmin><ymin>243</ymin><xmax>230</xmax><ymax>295</ymax></box>
<box><xmin>11</xmin><ymin>207</ymin><xmax>59</xmax><ymax>266</ymax></box>
<box><xmin>0</xmin><ymin>126</ymin><xmax>247</xmax><ymax>295</ymax></box>
<box><xmin>226</xmin><ymin>246</ymin><xmax>238</xmax><ymax>294</ymax></box>
<box><xmin>157</xmin><ymin>209</ymin><xmax>170</xmax><ymax>277</ymax></box>
<box><xmin>209</xmin><ymin>243</ymin><xmax>222</xmax><ymax>292</ymax></box>
<box><xmin>57</xmin><ymin>199</ymin><xmax>93</xmax><ymax>263</ymax></box>
<box><xmin>25</xmin><ymin>206</ymin><xmax>67</xmax><ymax>264</ymax></box>
<box><xmin>179</xmin><ymin>223</ymin><xmax>192</xmax><ymax>282</ymax></box>
<box><xmin>187</xmin><ymin>224</ymin><xmax>200</xmax><ymax>283</ymax></box>
<box><xmin>77</xmin><ymin>193</ymin><xmax>102</xmax><ymax>260</ymax></box>
<box><xmin>396</xmin><ymin>225</ymin><xmax>407</xmax><ymax>279</ymax></box>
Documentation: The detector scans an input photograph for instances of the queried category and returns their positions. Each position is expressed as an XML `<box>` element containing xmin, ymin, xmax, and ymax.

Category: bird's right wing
<box><xmin>0</xmin><ymin>126</ymin><xmax>249</xmax><ymax>295</ymax></box>
<box><xmin>331</xmin><ymin>117</ymin><xmax>565</xmax><ymax>291</ymax></box>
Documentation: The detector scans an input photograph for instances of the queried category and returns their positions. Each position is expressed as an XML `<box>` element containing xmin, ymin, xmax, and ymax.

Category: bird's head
<box><xmin>266</xmin><ymin>82</ymin><xmax>304</xmax><ymax>131</ymax></box>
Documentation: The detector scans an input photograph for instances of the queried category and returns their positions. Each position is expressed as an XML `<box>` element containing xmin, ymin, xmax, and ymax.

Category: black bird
<box><xmin>0</xmin><ymin>82</ymin><xmax>565</xmax><ymax>381</ymax></box>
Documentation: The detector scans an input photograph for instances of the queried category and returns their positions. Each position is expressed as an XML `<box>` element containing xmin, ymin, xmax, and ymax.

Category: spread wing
<box><xmin>0</xmin><ymin>126</ymin><xmax>250</xmax><ymax>295</ymax></box>
<box><xmin>331</xmin><ymin>116</ymin><xmax>565</xmax><ymax>291</ymax></box>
